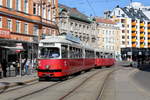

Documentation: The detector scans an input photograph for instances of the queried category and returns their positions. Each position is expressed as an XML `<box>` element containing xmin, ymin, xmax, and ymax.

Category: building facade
<box><xmin>96</xmin><ymin>18</ymin><xmax>121</xmax><ymax>60</ymax></box>
<box><xmin>58</xmin><ymin>4</ymin><xmax>97</xmax><ymax>47</ymax></box>
<box><xmin>110</xmin><ymin>5</ymin><xmax>150</xmax><ymax>61</ymax></box>
<box><xmin>0</xmin><ymin>0</ymin><xmax>58</xmax><ymax>76</ymax></box>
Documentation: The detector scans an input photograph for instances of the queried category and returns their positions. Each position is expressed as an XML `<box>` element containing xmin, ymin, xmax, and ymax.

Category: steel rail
<box><xmin>58</xmin><ymin>69</ymin><xmax>113</xmax><ymax>100</ymax></box>
<box><xmin>96</xmin><ymin>68</ymin><xmax>122</xmax><ymax>100</ymax></box>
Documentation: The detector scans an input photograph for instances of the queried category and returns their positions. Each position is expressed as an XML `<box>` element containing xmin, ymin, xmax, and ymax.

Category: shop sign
<box><xmin>0</xmin><ymin>28</ymin><xmax>10</xmax><ymax>38</ymax></box>
<box><xmin>15</xmin><ymin>43</ymin><xmax>24</xmax><ymax>53</ymax></box>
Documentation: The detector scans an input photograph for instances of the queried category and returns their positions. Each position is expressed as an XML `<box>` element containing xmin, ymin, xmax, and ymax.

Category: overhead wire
<box><xmin>85</xmin><ymin>0</ymin><xmax>97</xmax><ymax>16</ymax></box>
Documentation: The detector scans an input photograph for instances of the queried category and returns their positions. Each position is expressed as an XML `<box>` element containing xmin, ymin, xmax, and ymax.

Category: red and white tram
<box><xmin>37</xmin><ymin>34</ymin><xmax>115</xmax><ymax>79</ymax></box>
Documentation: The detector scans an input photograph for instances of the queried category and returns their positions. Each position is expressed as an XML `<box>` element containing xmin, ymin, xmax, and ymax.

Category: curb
<box><xmin>0</xmin><ymin>77</ymin><xmax>38</xmax><ymax>90</ymax></box>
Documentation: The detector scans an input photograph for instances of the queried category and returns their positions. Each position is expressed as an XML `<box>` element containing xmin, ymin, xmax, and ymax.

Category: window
<box><xmin>39</xmin><ymin>47</ymin><xmax>60</xmax><ymax>59</ymax></box>
<box><xmin>16</xmin><ymin>0</ymin><xmax>21</xmax><ymax>11</ymax></box>
<box><xmin>118</xmin><ymin>10</ymin><xmax>120</xmax><ymax>15</ymax></box>
<box><xmin>122</xmin><ymin>41</ymin><xmax>125</xmax><ymax>45</ymax></box>
<box><xmin>122</xmin><ymin>30</ymin><xmax>125</xmax><ymax>33</ymax></box>
<box><xmin>7</xmin><ymin>0</ymin><xmax>12</xmax><ymax>8</ymax></box>
<box><xmin>37</xmin><ymin>4</ymin><xmax>41</xmax><ymax>16</ymax></box>
<box><xmin>0</xmin><ymin>0</ymin><xmax>2</xmax><ymax>5</ymax></box>
<box><xmin>42</xmin><ymin>7</ymin><xmax>46</xmax><ymax>18</ymax></box>
<box><xmin>24</xmin><ymin>23</ymin><xmax>28</xmax><ymax>34</ymax></box>
<box><xmin>16</xmin><ymin>20</ymin><xmax>20</xmax><ymax>33</ymax></box>
<box><xmin>24</xmin><ymin>0</ymin><xmax>28</xmax><ymax>13</ymax></box>
<box><xmin>0</xmin><ymin>17</ymin><xmax>2</xmax><ymax>28</ymax></box>
<box><xmin>48</xmin><ymin>9</ymin><xmax>51</xmax><ymax>20</ymax></box>
<box><xmin>33</xmin><ymin>3</ymin><xmax>37</xmax><ymax>15</ymax></box>
<box><xmin>33</xmin><ymin>25</ymin><xmax>39</xmax><ymax>35</ymax></box>
<box><xmin>7</xmin><ymin>19</ymin><xmax>12</xmax><ymax>31</ymax></box>
<box><xmin>61</xmin><ymin>45</ymin><xmax>68</xmax><ymax>58</ymax></box>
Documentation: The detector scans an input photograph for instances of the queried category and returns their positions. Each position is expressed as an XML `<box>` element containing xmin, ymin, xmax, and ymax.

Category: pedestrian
<box><xmin>1</xmin><ymin>59</ymin><xmax>7</xmax><ymax>77</ymax></box>
<box><xmin>16</xmin><ymin>60</ymin><xmax>20</xmax><ymax>75</ymax></box>
<box><xmin>25</xmin><ymin>59</ymin><xmax>30</xmax><ymax>75</ymax></box>
<box><xmin>0</xmin><ymin>62</ymin><xmax>3</xmax><ymax>78</ymax></box>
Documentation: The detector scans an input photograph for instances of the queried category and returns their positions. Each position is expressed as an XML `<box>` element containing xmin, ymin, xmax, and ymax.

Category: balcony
<box><xmin>148</xmin><ymin>45</ymin><xmax>150</xmax><ymax>48</ymax></box>
<box><xmin>132</xmin><ymin>33</ymin><xmax>136</xmax><ymax>37</ymax></box>
<box><xmin>140</xmin><ymin>44</ymin><xmax>144</xmax><ymax>48</ymax></box>
<box><xmin>132</xmin><ymin>22</ymin><xmax>136</xmax><ymax>26</ymax></box>
<box><xmin>140</xmin><ymin>39</ymin><xmax>144</xmax><ymax>42</ymax></box>
<box><xmin>132</xmin><ymin>43</ymin><xmax>136</xmax><ymax>47</ymax></box>
<box><xmin>132</xmin><ymin>38</ymin><xmax>136</xmax><ymax>42</ymax></box>
<box><xmin>148</xmin><ymin>40</ymin><xmax>150</xmax><ymax>42</ymax></box>
<box><xmin>140</xmin><ymin>28</ymin><xmax>144</xmax><ymax>32</ymax></box>
<box><xmin>148</xmin><ymin>35</ymin><xmax>150</xmax><ymax>38</ymax></box>
<box><xmin>140</xmin><ymin>23</ymin><xmax>144</xmax><ymax>26</ymax></box>
<box><xmin>140</xmin><ymin>33</ymin><xmax>144</xmax><ymax>37</ymax></box>
<box><xmin>148</xmin><ymin>29</ymin><xmax>150</xmax><ymax>33</ymax></box>
<box><xmin>132</xmin><ymin>27</ymin><xmax>136</xmax><ymax>31</ymax></box>
<box><xmin>148</xmin><ymin>23</ymin><xmax>150</xmax><ymax>27</ymax></box>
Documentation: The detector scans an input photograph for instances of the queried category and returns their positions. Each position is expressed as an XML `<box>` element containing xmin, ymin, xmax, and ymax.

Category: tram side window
<box><xmin>69</xmin><ymin>47</ymin><xmax>82</xmax><ymax>59</ymax></box>
<box><xmin>85</xmin><ymin>50</ymin><xmax>94</xmax><ymax>58</ymax></box>
<box><xmin>79</xmin><ymin>49</ymin><xmax>83</xmax><ymax>58</ymax></box>
<box><xmin>61</xmin><ymin>45</ymin><xmax>68</xmax><ymax>59</ymax></box>
<box><xmin>69</xmin><ymin>47</ymin><xmax>74</xmax><ymax>58</ymax></box>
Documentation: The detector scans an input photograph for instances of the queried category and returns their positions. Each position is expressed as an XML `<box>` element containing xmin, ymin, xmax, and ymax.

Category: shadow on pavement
<box><xmin>0</xmin><ymin>82</ymin><xmax>26</xmax><ymax>94</ymax></box>
<box><xmin>138</xmin><ymin>64</ymin><xmax>150</xmax><ymax>72</ymax></box>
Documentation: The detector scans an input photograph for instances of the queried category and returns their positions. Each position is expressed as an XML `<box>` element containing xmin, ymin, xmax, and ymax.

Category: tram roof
<box><xmin>40</xmin><ymin>36</ymin><xmax>82</xmax><ymax>46</ymax></box>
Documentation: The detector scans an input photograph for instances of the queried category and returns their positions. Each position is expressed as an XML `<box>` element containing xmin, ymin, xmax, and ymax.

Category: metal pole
<box><xmin>19</xmin><ymin>53</ymin><xmax>22</xmax><ymax>76</ymax></box>
<box><xmin>31</xmin><ymin>44</ymin><xmax>33</xmax><ymax>74</ymax></box>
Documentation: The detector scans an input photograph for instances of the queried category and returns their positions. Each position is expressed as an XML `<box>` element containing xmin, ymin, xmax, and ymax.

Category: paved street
<box><xmin>0</xmin><ymin>63</ymin><xmax>150</xmax><ymax>100</ymax></box>
<box><xmin>101</xmin><ymin>67</ymin><xmax>150</xmax><ymax>100</ymax></box>
<box><xmin>131</xmin><ymin>66</ymin><xmax>150</xmax><ymax>95</ymax></box>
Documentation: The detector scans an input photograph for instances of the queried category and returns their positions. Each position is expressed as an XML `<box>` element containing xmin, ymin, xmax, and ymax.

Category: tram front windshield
<box><xmin>39</xmin><ymin>47</ymin><xmax>60</xmax><ymax>59</ymax></box>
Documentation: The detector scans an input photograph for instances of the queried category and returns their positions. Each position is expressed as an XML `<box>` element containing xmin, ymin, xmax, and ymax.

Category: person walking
<box><xmin>0</xmin><ymin>62</ymin><xmax>3</xmax><ymax>78</ymax></box>
<box><xmin>25</xmin><ymin>59</ymin><xmax>30</xmax><ymax>75</ymax></box>
<box><xmin>2</xmin><ymin>59</ymin><xmax>7</xmax><ymax>77</ymax></box>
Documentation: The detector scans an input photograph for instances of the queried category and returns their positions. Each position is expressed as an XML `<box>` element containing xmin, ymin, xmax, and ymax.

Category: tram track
<box><xmin>13</xmin><ymin>81</ymin><xmax>62</xmax><ymax>100</ymax></box>
<box><xmin>58</xmin><ymin>67</ymin><xmax>122</xmax><ymax>100</ymax></box>
<box><xmin>0</xmin><ymin>67</ymin><xmax>118</xmax><ymax>100</ymax></box>
<box><xmin>96</xmin><ymin>68</ymin><xmax>119</xmax><ymax>100</ymax></box>
<box><xmin>58</xmin><ymin>68</ymin><xmax>118</xmax><ymax>100</ymax></box>
<box><xmin>12</xmin><ymin>68</ymin><xmax>110</xmax><ymax>100</ymax></box>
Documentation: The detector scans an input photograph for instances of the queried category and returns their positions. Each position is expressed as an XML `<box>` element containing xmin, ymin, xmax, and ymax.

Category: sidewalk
<box><xmin>0</xmin><ymin>73</ymin><xmax>38</xmax><ymax>90</ymax></box>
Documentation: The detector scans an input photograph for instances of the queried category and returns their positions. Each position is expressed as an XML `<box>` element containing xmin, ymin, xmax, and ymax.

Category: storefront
<box><xmin>0</xmin><ymin>28</ymin><xmax>38</xmax><ymax>77</ymax></box>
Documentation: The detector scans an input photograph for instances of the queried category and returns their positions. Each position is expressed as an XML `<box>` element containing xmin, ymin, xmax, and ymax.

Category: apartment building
<box><xmin>96</xmin><ymin>18</ymin><xmax>121</xmax><ymax>60</ymax></box>
<box><xmin>110</xmin><ymin>5</ymin><xmax>150</xmax><ymax>60</ymax></box>
<box><xmin>58</xmin><ymin>4</ymin><xmax>97</xmax><ymax>48</ymax></box>
<box><xmin>0</xmin><ymin>0</ymin><xmax>58</xmax><ymax>73</ymax></box>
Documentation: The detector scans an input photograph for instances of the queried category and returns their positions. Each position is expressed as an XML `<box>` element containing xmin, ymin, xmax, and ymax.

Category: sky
<box><xmin>58</xmin><ymin>0</ymin><xmax>150</xmax><ymax>17</ymax></box>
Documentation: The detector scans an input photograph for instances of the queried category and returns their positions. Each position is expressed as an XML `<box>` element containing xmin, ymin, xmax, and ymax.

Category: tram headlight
<box><xmin>45</xmin><ymin>65</ymin><xmax>50</xmax><ymax>69</ymax></box>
